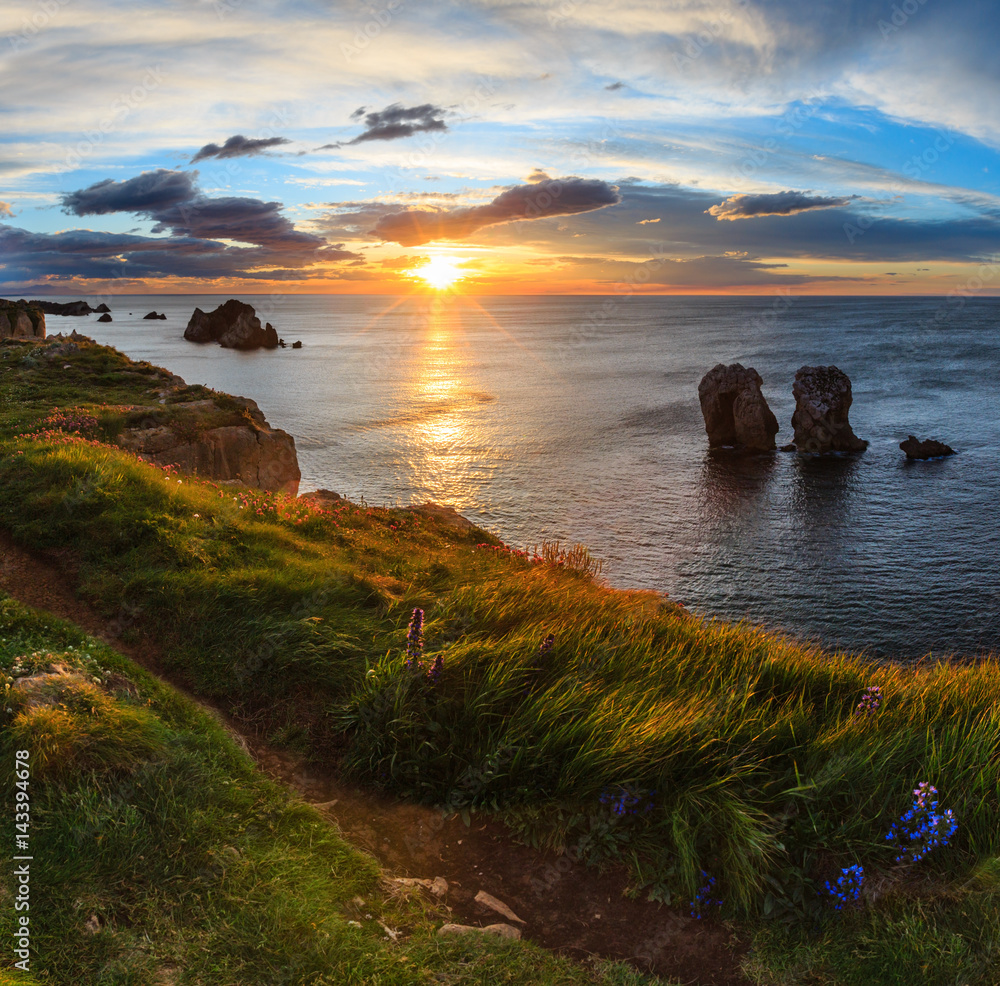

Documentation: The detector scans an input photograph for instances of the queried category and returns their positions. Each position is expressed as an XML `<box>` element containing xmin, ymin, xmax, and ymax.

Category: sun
<box><xmin>410</xmin><ymin>255</ymin><xmax>467</xmax><ymax>291</ymax></box>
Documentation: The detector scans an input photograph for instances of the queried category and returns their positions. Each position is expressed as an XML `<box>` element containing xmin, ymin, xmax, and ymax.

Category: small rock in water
<box><xmin>900</xmin><ymin>435</ymin><xmax>956</xmax><ymax>459</ymax></box>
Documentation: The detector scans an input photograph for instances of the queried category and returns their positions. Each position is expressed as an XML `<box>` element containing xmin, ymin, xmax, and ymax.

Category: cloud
<box><xmin>637</xmin><ymin>217</ymin><xmax>660</xmax><ymax>224</ymax></box>
<box><xmin>0</xmin><ymin>202</ymin><xmax>13</xmax><ymax>219</ymax></box>
<box><xmin>0</xmin><ymin>223</ymin><xmax>357</xmax><ymax>287</ymax></box>
<box><xmin>0</xmin><ymin>168</ymin><xmax>363</xmax><ymax>287</ymax></box>
<box><xmin>62</xmin><ymin>170</ymin><xmax>197</xmax><ymax>216</ymax></box>
<box><xmin>373</xmin><ymin>177</ymin><xmax>622</xmax><ymax>245</ymax></box>
<box><xmin>526</xmin><ymin>169</ymin><xmax>552</xmax><ymax>183</ymax></box>
<box><xmin>61</xmin><ymin>169</ymin><xmax>326</xmax><ymax>254</ymax></box>
<box><xmin>190</xmin><ymin>135</ymin><xmax>291</xmax><ymax>163</ymax></box>
<box><xmin>320</xmin><ymin>103</ymin><xmax>449</xmax><ymax>148</ymax></box>
<box><xmin>605</xmin><ymin>81</ymin><xmax>625</xmax><ymax>91</ymax></box>
<box><xmin>707</xmin><ymin>191</ymin><xmax>860</xmax><ymax>220</ymax></box>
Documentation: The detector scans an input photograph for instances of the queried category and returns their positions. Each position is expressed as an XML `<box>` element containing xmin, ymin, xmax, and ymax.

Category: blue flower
<box><xmin>824</xmin><ymin>864</ymin><xmax>864</xmax><ymax>910</ymax></box>
<box><xmin>886</xmin><ymin>782</ymin><xmax>957</xmax><ymax>864</ymax></box>
<box><xmin>598</xmin><ymin>784</ymin><xmax>655</xmax><ymax>817</ymax></box>
<box><xmin>689</xmin><ymin>871</ymin><xmax>722</xmax><ymax>919</ymax></box>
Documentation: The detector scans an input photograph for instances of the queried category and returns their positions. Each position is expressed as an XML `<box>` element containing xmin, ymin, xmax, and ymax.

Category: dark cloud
<box><xmin>0</xmin><ymin>223</ymin><xmax>357</xmax><ymax>286</ymax></box>
<box><xmin>707</xmin><ymin>191</ymin><xmax>860</xmax><ymax>220</ymax></box>
<box><xmin>472</xmin><ymin>182</ymin><xmax>1000</xmax><ymax>266</ymax></box>
<box><xmin>321</xmin><ymin>103</ymin><xmax>448</xmax><ymax>148</ymax></box>
<box><xmin>62</xmin><ymin>169</ymin><xmax>197</xmax><ymax>216</ymax></box>
<box><xmin>605</xmin><ymin>81</ymin><xmax>625</xmax><ymax>91</ymax></box>
<box><xmin>190</xmin><ymin>135</ymin><xmax>291</xmax><ymax>163</ymax></box>
<box><xmin>0</xmin><ymin>169</ymin><xmax>360</xmax><ymax>287</ymax></box>
<box><xmin>61</xmin><ymin>169</ymin><xmax>326</xmax><ymax>254</ymax></box>
<box><xmin>373</xmin><ymin>177</ymin><xmax>622</xmax><ymax>246</ymax></box>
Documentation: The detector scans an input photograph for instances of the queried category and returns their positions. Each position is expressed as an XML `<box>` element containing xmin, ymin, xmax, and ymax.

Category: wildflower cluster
<box><xmin>38</xmin><ymin>408</ymin><xmax>99</xmax><ymax>433</ymax></box>
<box><xmin>476</xmin><ymin>542</ymin><xmax>546</xmax><ymax>564</ymax></box>
<box><xmin>689</xmin><ymin>871</ymin><xmax>722</xmax><ymax>919</ymax></box>
<box><xmin>18</xmin><ymin>407</ymin><xmax>111</xmax><ymax>449</ymax></box>
<box><xmin>402</xmin><ymin>608</ymin><xmax>442</xmax><ymax>682</ymax></box>
<box><xmin>537</xmin><ymin>633</ymin><xmax>555</xmax><ymax>660</ymax></box>
<box><xmin>824</xmin><ymin>864</ymin><xmax>864</xmax><ymax>910</ymax></box>
<box><xmin>855</xmin><ymin>685</ymin><xmax>882</xmax><ymax>717</ymax></box>
<box><xmin>598</xmin><ymin>783</ymin><xmax>655</xmax><ymax>817</ymax></box>
<box><xmin>886</xmin><ymin>782</ymin><xmax>957</xmax><ymax>864</ymax></box>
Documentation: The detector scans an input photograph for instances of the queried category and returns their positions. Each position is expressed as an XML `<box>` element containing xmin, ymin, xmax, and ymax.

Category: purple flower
<box><xmin>855</xmin><ymin>685</ymin><xmax>882</xmax><ymax>717</ymax></box>
<box><xmin>427</xmin><ymin>654</ymin><xmax>443</xmax><ymax>684</ymax></box>
<box><xmin>404</xmin><ymin>608</ymin><xmax>424</xmax><ymax>670</ymax></box>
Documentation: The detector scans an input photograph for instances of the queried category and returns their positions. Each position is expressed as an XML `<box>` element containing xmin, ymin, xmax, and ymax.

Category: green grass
<box><xmin>1</xmin><ymin>334</ymin><xmax>999</xmax><ymax>984</ymax></box>
<box><xmin>0</xmin><ymin>595</ymin><xmax>674</xmax><ymax>985</ymax></box>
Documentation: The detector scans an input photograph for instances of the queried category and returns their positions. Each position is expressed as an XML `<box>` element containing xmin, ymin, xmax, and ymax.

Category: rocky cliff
<box><xmin>29</xmin><ymin>333</ymin><xmax>300</xmax><ymax>494</ymax></box>
<box><xmin>116</xmin><ymin>393</ymin><xmax>300</xmax><ymax>495</ymax></box>
<box><xmin>0</xmin><ymin>299</ymin><xmax>46</xmax><ymax>340</ymax></box>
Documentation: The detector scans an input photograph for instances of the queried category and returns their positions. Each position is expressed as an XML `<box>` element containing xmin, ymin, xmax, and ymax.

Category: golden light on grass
<box><xmin>409</xmin><ymin>255</ymin><xmax>467</xmax><ymax>290</ymax></box>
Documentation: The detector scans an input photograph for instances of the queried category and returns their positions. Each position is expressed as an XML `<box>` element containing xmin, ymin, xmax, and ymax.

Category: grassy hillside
<box><xmin>0</xmin><ymin>595</ymin><xmax>672</xmax><ymax>986</ymax></box>
<box><xmin>1</xmin><ymin>334</ymin><xmax>999</xmax><ymax>984</ymax></box>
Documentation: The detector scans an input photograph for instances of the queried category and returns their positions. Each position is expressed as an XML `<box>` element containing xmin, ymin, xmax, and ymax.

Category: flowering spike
<box><xmin>404</xmin><ymin>608</ymin><xmax>424</xmax><ymax>670</ymax></box>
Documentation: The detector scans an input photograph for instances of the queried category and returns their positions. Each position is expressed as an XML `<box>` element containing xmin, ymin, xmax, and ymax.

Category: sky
<box><xmin>2</xmin><ymin>0</ymin><xmax>1000</xmax><ymax>296</ymax></box>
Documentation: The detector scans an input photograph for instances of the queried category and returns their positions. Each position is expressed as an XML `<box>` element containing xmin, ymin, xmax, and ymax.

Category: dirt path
<box><xmin>0</xmin><ymin>530</ymin><xmax>752</xmax><ymax>986</ymax></box>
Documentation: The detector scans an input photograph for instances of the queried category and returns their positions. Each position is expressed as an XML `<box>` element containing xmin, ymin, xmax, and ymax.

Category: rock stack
<box><xmin>183</xmin><ymin>299</ymin><xmax>280</xmax><ymax>350</ymax></box>
<box><xmin>697</xmin><ymin>363</ymin><xmax>779</xmax><ymax>450</ymax></box>
<box><xmin>791</xmin><ymin>365</ymin><xmax>867</xmax><ymax>452</ymax></box>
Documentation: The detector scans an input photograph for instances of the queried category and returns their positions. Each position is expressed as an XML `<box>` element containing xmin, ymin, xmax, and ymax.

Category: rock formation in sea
<box><xmin>900</xmin><ymin>435</ymin><xmax>956</xmax><ymax>459</ymax></box>
<box><xmin>183</xmin><ymin>299</ymin><xmax>280</xmax><ymax>350</ymax></box>
<box><xmin>28</xmin><ymin>299</ymin><xmax>94</xmax><ymax>316</ymax></box>
<box><xmin>97</xmin><ymin>313</ymin><xmax>113</xmax><ymax>322</ymax></box>
<box><xmin>791</xmin><ymin>365</ymin><xmax>868</xmax><ymax>452</ymax></box>
<box><xmin>697</xmin><ymin>362</ymin><xmax>779</xmax><ymax>450</ymax></box>
<box><xmin>143</xmin><ymin>311</ymin><xmax>167</xmax><ymax>320</ymax></box>
<box><xmin>0</xmin><ymin>299</ymin><xmax>46</xmax><ymax>339</ymax></box>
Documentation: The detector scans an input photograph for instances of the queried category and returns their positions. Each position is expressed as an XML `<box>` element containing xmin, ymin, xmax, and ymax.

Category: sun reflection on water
<box><xmin>404</xmin><ymin>299</ymin><xmax>497</xmax><ymax>507</ymax></box>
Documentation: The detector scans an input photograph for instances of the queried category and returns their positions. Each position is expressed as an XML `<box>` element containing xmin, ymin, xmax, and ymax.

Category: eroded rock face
<box><xmin>697</xmin><ymin>362</ymin><xmax>779</xmax><ymax>450</ymax></box>
<box><xmin>791</xmin><ymin>365</ymin><xmax>868</xmax><ymax>452</ymax></box>
<box><xmin>184</xmin><ymin>299</ymin><xmax>280</xmax><ymax>350</ymax></box>
<box><xmin>900</xmin><ymin>435</ymin><xmax>956</xmax><ymax>459</ymax></box>
<box><xmin>117</xmin><ymin>394</ymin><xmax>301</xmax><ymax>495</ymax></box>
<box><xmin>0</xmin><ymin>299</ymin><xmax>46</xmax><ymax>339</ymax></box>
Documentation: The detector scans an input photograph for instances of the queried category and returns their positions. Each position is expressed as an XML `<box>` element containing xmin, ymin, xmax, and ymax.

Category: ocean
<box><xmin>69</xmin><ymin>293</ymin><xmax>999</xmax><ymax>661</ymax></box>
